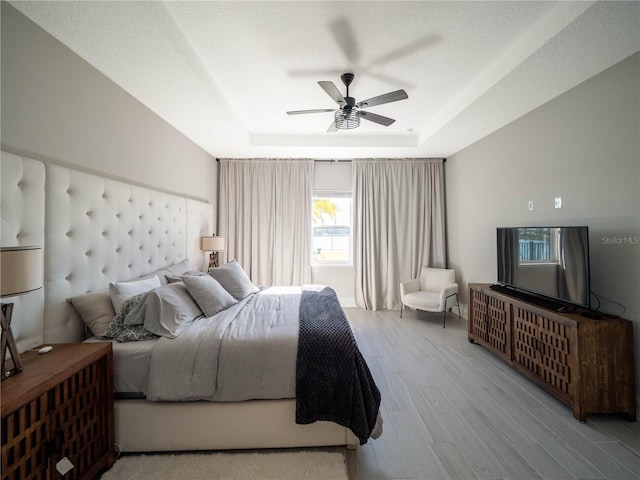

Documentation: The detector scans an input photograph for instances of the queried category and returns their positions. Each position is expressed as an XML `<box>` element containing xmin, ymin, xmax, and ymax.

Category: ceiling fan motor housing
<box><xmin>344</xmin><ymin>97</ymin><xmax>356</xmax><ymax>107</ymax></box>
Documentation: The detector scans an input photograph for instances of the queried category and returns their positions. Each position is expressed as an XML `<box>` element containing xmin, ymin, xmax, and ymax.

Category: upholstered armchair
<box><xmin>400</xmin><ymin>267</ymin><xmax>460</xmax><ymax>327</ymax></box>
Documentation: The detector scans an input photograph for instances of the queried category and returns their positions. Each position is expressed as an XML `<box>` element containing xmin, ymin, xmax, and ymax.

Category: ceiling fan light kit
<box><xmin>335</xmin><ymin>109</ymin><xmax>360</xmax><ymax>129</ymax></box>
<box><xmin>287</xmin><ymin>72</ymin><xmax>408</xmax><ymax>132</ymax></box>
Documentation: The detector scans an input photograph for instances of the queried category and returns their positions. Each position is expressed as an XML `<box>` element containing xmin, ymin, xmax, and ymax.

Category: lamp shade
<box><xmin>200</xmin><ymin>236</ymin><xmax>225</xmax><ymax>252</ymax></box>
<box><xmin>0</xmin><ymin>246</ymin><xmax>43</xmax><ymax>297</ymax></box>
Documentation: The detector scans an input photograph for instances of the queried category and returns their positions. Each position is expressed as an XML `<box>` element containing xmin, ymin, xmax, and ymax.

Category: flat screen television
<box><xmin>495</xmin><ymin>226</ymin><xmax>591</xmax><ymax>311</ymax></box>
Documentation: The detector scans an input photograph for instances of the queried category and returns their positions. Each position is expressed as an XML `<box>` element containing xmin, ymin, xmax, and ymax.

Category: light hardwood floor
<box><xmin>344</xmin><ymin>307</ymin><xmax>640</xmax><ymax>480</ymax></box>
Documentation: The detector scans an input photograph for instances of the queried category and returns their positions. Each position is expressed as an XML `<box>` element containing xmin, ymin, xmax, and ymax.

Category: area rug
<box><xmin>99</xmin><ymin>450</ymin><xmax>348</xmax><ymax>480</ymax></box>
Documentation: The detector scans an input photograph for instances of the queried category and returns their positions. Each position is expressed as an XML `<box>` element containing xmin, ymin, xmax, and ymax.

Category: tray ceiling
<box><xmin>10</xmin><ymin>1</ymin><xmax>640</xmax><ymax>159</ymax></box>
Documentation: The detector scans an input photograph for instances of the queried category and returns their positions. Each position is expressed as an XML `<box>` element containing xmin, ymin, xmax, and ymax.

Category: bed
<box><xmin>76</xmin><ymin>267</ymin><xmax>381</xmax><ymax>451</ymax></box>
<box><xmin>0</xmin><ymin>151</ymin><xmax>377</xmax><ymax>452</ymax></box>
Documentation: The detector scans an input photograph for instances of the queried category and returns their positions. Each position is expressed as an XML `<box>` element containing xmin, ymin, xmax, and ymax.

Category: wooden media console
<box><xmin>468</xmin><ymin>283</ymin><xmax>636</xmax><ymax>422</ymax></box>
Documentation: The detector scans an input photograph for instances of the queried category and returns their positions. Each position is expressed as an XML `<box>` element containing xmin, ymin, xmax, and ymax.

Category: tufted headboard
<box><xmin>1</xmin><ymin>151</ymin><xmax>214</xmax><ymax>348</ymax></box>
<box><xmin>1</xmin><ymin>152</ymin><xmax>46</xmax><ymax>351</ymax></box>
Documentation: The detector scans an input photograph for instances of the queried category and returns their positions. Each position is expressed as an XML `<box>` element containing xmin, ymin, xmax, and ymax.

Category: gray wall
<box><xmin>1</xmin><ymin>3</ymin><xmax>217</xmax><ymax>206</ymax></box>
<box><xmin>446</xmin><ymin>52</ymin><xmax>640</xmax><ymax>400</ymax></box>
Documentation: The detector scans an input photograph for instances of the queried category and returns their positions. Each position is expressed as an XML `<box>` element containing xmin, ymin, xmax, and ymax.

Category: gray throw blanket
<box><xmin>296</xmin><ymin>286</ymin><xmax>381</xmax><ymax>445</ymax></box>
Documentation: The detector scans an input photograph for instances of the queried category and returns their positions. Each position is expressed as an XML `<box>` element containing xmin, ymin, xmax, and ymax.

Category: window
<box><xmin>312</xmin><ymin>191</ymin><xmax>352</xmax><ymax>265</ymax></box>
<box><xmin>518</xmin><ymin>227</ymin><xmax>560</xmax><ymax>263</ymax></box>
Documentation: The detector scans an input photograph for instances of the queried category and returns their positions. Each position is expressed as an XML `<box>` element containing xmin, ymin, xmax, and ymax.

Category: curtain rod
<box><xmin>215</xmin><ymin>158</ymin><xmax>350</xmax><ymax>163</ymax></box>
<box><xmin>216</xmin><ymin>158</ymin><xmax>446</xmax><ymax>163</ymax></box>
<box><xmin>313</xmin><ymin>158</ymin><xmax>448</xmax><ymax>163</ymax></box>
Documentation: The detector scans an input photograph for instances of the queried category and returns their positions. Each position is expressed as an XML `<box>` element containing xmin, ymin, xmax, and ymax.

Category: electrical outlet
<box><xmin>528</xmin><ymin>201</ymin><xmax>535</xmax><ymax>211</ymax></box>
<box><xmin>554</xmin><ymin>197</ymin><xmax>563</xmax><ymax>209</ymax></box>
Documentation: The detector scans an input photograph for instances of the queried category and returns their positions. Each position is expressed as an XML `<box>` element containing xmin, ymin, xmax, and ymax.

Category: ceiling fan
<box><xmin>287</xmin><ymin>73</ymin><xmax>408</xmax><ymax>132</ymax></box>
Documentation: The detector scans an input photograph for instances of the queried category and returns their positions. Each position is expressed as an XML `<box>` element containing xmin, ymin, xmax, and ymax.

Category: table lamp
<box><xmin>200</xmin><ymin>236</ymin><xmax>225</xmax><ymax>269</ymax></box>
<box><xmin>1</xmin><ymin>246</ymin><xmax>43</xmax><ymax>380</ymax></box>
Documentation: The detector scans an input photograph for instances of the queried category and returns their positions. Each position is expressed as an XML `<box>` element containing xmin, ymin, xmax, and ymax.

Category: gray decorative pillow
<box><xmin>165</xmin><ymin>271</ymin><xmax>207</xmax><ymax>284</ymax></box>
<box><xmin>125</xmin><ymin>282</ymin><xmax>203</xmax><ymax>338</ymax></box>
<box><xmin>68</xmin><ymin>289</ymin><xmax>115</xmax><ymax>338</ymax></box>
<box><xmin>208</xmin><ymin>260</ymin><xmax>259</xmax><ymax>300</ymax></box>
<box><xmin>103</xmin><ymin>294</ymin><xmax>159</xmax><ymax>342</ymax></box>
<box><xmin>162</xmin><ymin>259</ymin><xmax>193</xmax><ymax>277</ymax></box>
<box><xmin>183</xmin><ymin>274</ymin><xmax>238</xmax><ymax>317</ymax></box>
<box><xmin>137</xmin><ymin>259</ymin><xmax>193</xmax><ymax>286</ymax></box>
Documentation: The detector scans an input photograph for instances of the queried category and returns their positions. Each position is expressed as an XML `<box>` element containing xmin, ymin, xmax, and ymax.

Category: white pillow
<box><xmin>109</xmin><ymin>276</ymin><xmax>161</xmax><ymax>313</ymax></box>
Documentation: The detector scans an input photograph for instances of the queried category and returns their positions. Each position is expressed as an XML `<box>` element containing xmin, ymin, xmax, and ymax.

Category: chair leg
<box><xmin>440</xmin><ymin>293</ymin><xmax>461</xmax><ymax>328</ymax></box>
<box><xmin>443</xmin><ymin>292</ymin><xmax>460</xmax><ymax>329</ymax></box>
<box><xmin>400</xmin><ymin>304</ymin><xmax>403</xmax><ymax>318</ymax></box>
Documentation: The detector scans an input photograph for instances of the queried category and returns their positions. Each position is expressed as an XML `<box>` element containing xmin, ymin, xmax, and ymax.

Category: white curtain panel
<box><xmin>218</xmin><ymin>159</ymin><xmax>313</xmax><ymax>286</ymax></box>
<box><xmin>353</xmin><ymin>158</ymin><xmax>446</xmax><ymax>310</ymax></box>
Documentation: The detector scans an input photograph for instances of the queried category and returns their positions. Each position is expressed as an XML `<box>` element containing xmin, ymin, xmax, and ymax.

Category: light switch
<box><xmin>554</xmin><ymin>197</ymin><xmax>563</xmax><ymax>209</ymax></box>
<box><xmin>528</xmin><ymin>201</ymin><xmax>535</xmax><ymax>211</ymax></box>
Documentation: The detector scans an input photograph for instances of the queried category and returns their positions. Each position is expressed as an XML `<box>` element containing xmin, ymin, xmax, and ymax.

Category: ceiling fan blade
<box><xmin>360</xmin><ymin>111</ymin><xmax>395</xmax><ymax>126</ymax></box>
<box><xmin>327</xmin><ymin>121</ymin><xmax>338</xmax><ymax>133</ymax></box>
<box><xmin>287</xmin><ymin>109</ymin><xmax>335</xmax><ymax>115</ymax></box>
<box><xmin>357</xmin><ymin>89</ymin><xmax>408</xmax><ymax>109</ymax></box>
<box><xmin>369</xmin><ymin>34</ymin><xmax>441</xmax><ymax>68</ymax></box>
<box><xmin>365</xmin><ymin>71</ymin><xmax>415</xmax><ymax>90</ymax></box>
<box><xmin>329</xmin><ymin>18</ymin><xmax>360</xmax><ymax>64</ymax></box>
<box><xmin>318</xmin><ymin>81</ymin><xmax>346</xmax><ymax>106</ymax></box>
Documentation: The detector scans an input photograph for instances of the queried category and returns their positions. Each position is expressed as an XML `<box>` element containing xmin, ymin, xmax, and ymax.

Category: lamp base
<box><xmin>208</xmin><ymin>252</ymin><xmax>219</xmax><ymax>269</ymax></box>
<box><xmin>1</xmin><ymin>303</ymin><xmax>23</xmax><ymax>380</ymax></box>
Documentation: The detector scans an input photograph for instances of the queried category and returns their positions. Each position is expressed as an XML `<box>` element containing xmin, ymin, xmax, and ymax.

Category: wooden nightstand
<box><xmin>1</xmin><ymin>342</ymin><xmax>115</xmax><ymax>480</ymax></box>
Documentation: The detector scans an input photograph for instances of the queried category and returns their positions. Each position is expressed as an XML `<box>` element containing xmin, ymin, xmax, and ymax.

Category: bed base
<box><xmin>115</xmin><ymin>398</ymin><xmax>358</xmax><ymax>452</ymax></box>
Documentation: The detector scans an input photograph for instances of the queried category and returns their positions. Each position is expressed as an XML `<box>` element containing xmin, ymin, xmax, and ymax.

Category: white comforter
<box><xmin>146</xmin><ymin>286</ymin><xmax>305</xmax><ymax>402</ymax></box>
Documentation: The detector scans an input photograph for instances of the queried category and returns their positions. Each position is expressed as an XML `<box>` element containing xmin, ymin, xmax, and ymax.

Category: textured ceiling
<box><xmin>11</xmin><ymin>1</ymin><xmax>640</xmax><ymax>159</ymax></box>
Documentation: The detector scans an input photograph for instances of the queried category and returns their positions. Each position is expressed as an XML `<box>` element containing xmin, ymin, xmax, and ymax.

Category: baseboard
<box><xmin>339</xmin><ymin>297</ymin><xmax>357</xmax><ymax>308</ymax></box>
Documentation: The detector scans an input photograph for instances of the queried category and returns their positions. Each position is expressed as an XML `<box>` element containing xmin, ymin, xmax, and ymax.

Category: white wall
<box><xmin>446</xmin><ymin>52</ymin><xmax>640</xmax><ymax>397</ymax></box>
<box><xmin>0</xmin><ymin>3</ymin><xmax>217</xmax><ymax>207</ymax></box>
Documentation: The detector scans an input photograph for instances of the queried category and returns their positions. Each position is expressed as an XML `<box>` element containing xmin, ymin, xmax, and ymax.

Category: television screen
<box><xmin>496</xmin><ymin>226</ymin><xmax>591</xmax><ymax>309</ymax></box>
